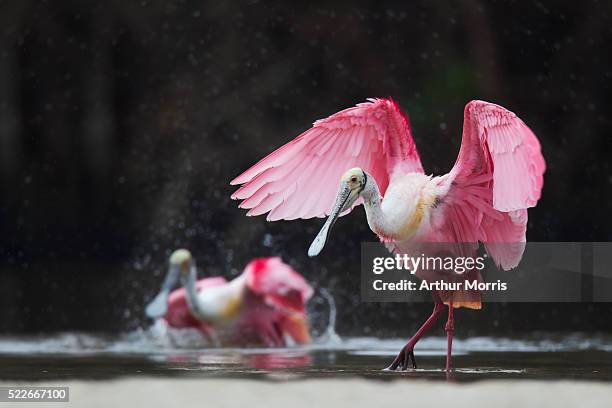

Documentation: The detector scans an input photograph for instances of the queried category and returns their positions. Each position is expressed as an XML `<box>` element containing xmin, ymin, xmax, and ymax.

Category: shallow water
<box><xmin>0</xmin><ymin>326</ymin><xmax>611</xmax><ymax>382</ymax></box>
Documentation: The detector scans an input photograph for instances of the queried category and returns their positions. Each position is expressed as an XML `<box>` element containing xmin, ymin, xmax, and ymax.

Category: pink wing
<box><xmin>243</xmin><ymin>257</ymin><xmax>313</xmax><ymax>313</ymax></box>
<box><xmin>164</xmin><ymin>277</ymin><xmax>227</xmax><ymax>330</ymax></box>
<box><xmin>432</xmin><ymin>100</ymin><xmax>546</xmax><ymax>270</ymax></box>
<box><xmin>231</xmin><ymin>98</ymin><xmax>423</xmax><ymax>221</ymax></box>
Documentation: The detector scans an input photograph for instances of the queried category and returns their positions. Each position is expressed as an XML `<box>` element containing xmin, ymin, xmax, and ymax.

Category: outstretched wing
<box><xmin>433</xmin><ymin>100</ymin><xmax>546</xmax><ymax>269</ymax></box>
<box><xmin>231</xmin><ymin>98</ymin><xmax>423</xmax><ymax>221</ymax></box>
<box><xmin>244</xmin><ymin>257</ymin><xmax>313</xmax><ymax>314</ymax></box>
<box><xmin>449</xmin><ymin>100</ymin><xmax>545</xmax><ymax>211</ymax></box>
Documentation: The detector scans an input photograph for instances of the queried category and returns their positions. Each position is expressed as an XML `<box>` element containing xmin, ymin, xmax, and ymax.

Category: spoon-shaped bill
<box><xmin>307</xmin><ymin>219</ymin><xmax>334</xmax><ymax>257</ymax></box>
<box><xmin>145</xmin><ymin>265</ymin><xmax>181</xmax><ymax>318</ymax></box>
<box><xmin>308</xmin><ymin>183</ymin><xmax>352</xmax><ymax>257</ymax></box>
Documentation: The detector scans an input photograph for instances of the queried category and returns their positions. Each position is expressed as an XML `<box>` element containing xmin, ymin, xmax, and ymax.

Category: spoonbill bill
<box><xmin>146</xmin><ymin>249</ymin><xmax>313</xmax><ymax>347</ymax></box>
<box><xmin>230</xmin><ymin>98</ymin><xmax>545</xmax><ymax>370</ymax></box>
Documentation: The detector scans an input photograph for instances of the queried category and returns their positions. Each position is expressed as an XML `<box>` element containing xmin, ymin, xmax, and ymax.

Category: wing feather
<box><xmin>232</xmin><ymin>98</ymin><xmax>423</xmax><ymax>220</ymax></box>
<box><xmin>435</xmin><ymin>100</ymin><xmax>545</xmax><ymax>270</ymax></box>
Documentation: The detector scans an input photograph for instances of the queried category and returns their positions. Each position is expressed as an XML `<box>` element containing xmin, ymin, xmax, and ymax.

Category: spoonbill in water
<box><xmin>230</xmin><ymin>98</ymin><xmax>545</xmax><ymax>370</ymax></box>
<box><xmin>146</xmin><ymin>249</ymin><xmax>313</xmax><ymax>347</ymax></box>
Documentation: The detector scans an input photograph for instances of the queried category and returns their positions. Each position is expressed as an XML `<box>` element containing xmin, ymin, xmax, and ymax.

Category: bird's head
<box><xmin>308</xmin><ymin>167</ymin><xmax>368</xmax><ymax>257</ymax></box>
<box><xmin>341</xmin><ymin>167</ymin><xmax>368</xmax><ymax>196</ymax></box>
<box><xmin>145</xmin><ymin>248</ymin><xmax>195</xmax><ymax>319</ymax></box>
<box><xmin>169</xmin><ymin>248</ymin><xmax>193</xmax><ymax>276</ymax></box>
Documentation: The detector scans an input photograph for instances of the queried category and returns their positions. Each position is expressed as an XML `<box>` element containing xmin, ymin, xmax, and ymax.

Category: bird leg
<box><xmin>386</xmin><ymin>294</ymin><xmax>444</xmax><ymax>371</ymax></box>
<box><xmin>445</xmin><ymin>300</ymin><xmax>454</xmax><ymax>371</ymax></box>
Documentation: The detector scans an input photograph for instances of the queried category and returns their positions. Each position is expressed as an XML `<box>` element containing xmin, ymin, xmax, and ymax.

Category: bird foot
<box><xmin>385</xmin><ymin>345</ymin><xmax>417</xmax><ymax>371</ymax></box>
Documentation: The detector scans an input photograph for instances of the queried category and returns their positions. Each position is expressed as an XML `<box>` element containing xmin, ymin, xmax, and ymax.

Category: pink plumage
<box><xmin>231</xmin><ymin>97</ymin><xmax>545</xmax><ymax>370</ymax></box>
<box><xmin>162</xmin><ymin>258</ymin><xmax>313</xmax><ymax>347</ymax></box>
<box><xmin>430</xmin><ymin>101</ymin><xmax>545</xmax><ymax>270</ymax></box>
<box><xmin>232</xmin><ymin>98</ymin><xmax>545</xmax><ymax>272</ymax></box>
<box><xmin>243</xmin><ymin>257</ymin><xmax>314</xmax><ymax>313</ymax></box>
<box><xmin>231</xmin><ymin>98</ymin><xmax>423</xmax><ymax>220</ymax></box>
<box><xmin>164</xmin><ymin>277</ymin><xmax>227</xmax><ymax>336</ymax></box>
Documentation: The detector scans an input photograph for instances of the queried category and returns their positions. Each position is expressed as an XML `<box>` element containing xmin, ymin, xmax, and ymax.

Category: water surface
<box><xmin>0</xmin><ymin>326</ymin><xmax>610</xmax><ymax>382</ymax></box>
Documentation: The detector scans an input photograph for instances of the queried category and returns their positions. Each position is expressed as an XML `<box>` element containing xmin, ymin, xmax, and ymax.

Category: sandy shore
<box><xmin>2</xmin><ymin>378</ymin><xmax>611</xmax><ymax>408</ymax></box>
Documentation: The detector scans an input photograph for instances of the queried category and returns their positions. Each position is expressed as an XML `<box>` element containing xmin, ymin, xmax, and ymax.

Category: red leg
<box><xmin>445</xmin><ymin>300</ymin><xmax>454</xmax><ymax>371</ymax></box>
<box><xmin>387</xmin><ymin>293</ymin><xmax>444</xmax><ymax>371</ymax></box>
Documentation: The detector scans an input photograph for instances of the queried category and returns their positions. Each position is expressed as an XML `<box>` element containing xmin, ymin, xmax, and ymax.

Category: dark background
<box><xmin>0</xmin><ymin>0</ymin><xmax>611</xmax><ymax>337</ymax></box>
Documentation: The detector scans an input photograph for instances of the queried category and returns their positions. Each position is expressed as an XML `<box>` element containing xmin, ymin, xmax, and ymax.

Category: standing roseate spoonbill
<box><xmin>146</xmin><ymin>249</ymin><xmax>313</xmax><ymax>347</ymax></box>
<box><xmin>230</xmin><ymin>98</ymin><xmax>545</xmax><ymax>370</ymax></box>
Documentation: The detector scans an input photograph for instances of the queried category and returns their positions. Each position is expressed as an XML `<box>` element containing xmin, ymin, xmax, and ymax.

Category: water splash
<box><xmin>315</xmin><ymin>288</ymin><xmax>342</xmax><ymax>345</ymax></box>
<box><xmin>0</xmin><ymin>330</ymin><xmax>612</xmax><ymax>356</ymax></box>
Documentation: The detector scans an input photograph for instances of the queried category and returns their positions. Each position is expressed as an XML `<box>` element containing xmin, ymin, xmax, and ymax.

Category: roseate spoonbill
<box><xmin>146</xmin><ymin>249</ymin><xmax>313</xmax><ymax>347</ymax></box>
<box><xmin>230</xmin><ymin>98</ymin><xmax>545</xmax><ymax>370</ymax></box>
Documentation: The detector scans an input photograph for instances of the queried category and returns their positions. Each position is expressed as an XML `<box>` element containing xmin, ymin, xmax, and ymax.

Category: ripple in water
<box><xmin>0</xmin><ymin>328</ymin><xmax>611</xmax><ymax>356</ymax></box>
